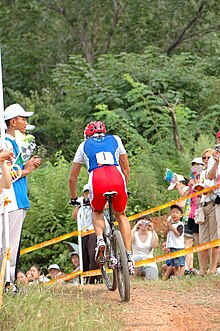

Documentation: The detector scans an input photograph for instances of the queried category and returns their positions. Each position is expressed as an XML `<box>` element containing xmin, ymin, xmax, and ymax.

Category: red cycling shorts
<box><xmin>90</xmin><ymin>165</ymin><xmax>127</xmax><ymax>213</ymax></box>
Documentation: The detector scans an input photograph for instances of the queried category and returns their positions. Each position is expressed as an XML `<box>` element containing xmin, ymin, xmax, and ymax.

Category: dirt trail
<box><xmin>83</xmin><ymin>278</ymin><xmax>220</xmax><ymax>331</ymax></box>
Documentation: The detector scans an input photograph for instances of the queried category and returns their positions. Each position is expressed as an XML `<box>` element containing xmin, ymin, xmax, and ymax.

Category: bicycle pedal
<box><xmin>97</xmin><ymin>256</ymin><xmax>105</xmax><ymax>266</ymax></box>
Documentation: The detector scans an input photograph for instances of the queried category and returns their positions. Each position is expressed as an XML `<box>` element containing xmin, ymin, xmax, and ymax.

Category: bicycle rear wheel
<box><xmin>114</xmin><ymin>230</ymin><xmax>130</xmax><ymax>302</ymax></box>
<box><xmin>100</xmin><ymin>236</ymin><xmax>117</xmax><ymax>291</ymax></box>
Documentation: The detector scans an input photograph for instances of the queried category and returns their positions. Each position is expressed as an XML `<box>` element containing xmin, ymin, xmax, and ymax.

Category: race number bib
<box><xmin>96</xmin><ymin>152</ymin><xmax>114</xmax><ymax>166</ymax></box>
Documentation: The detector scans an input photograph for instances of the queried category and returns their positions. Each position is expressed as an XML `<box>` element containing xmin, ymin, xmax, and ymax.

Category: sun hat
<box><xmin>170</xmin><ymin>204</ymin><xmax>183</xmax><ymax>213</ymax></box>
<box><xmin>167</xmin><ymin>174</ymin><xmax>185</xmax><ymax>191</ymax></box>
<box><xmin>4</xmin><ymin>104</ymin><xmax>34</xmax><ymax>120</ymax></box>
<box><xmin>190</xmin><ymin>157</ymin><xmax>204</xmax><ymax>166</ymax></box>
<box><xmin>83</xmin><ymin>184</ymin><xmax>89</xmax><ymax>192</ymax></box>
<box><xmin>48</xmin><ymin>264</ymin><xmax>60</xmax><ymax>271</ymax></box>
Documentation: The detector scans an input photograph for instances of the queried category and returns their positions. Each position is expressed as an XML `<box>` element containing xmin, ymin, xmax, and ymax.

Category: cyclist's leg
<box><xmin>92</xmin><ymin>211</ymin><xmax>106</xmax><ymax>263</ymax></box>
<box><xmin>114</xmin><ymin>211</ymin><xmax>131</xmax><ymax>252</ymax></box>
<box><xmin>92</xmin><ymin>210</ymin><xmax>105</xmax><ymax>236</ymax></box>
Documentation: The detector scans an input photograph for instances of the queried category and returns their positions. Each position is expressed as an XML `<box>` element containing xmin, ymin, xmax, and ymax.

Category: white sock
<box><xmin>97</xmin><ymin>235</ymin><xmax>104</xmax><ymax>242</ymax></box>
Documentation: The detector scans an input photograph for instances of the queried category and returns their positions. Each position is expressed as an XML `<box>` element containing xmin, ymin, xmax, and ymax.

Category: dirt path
<box><xmin>83</xmin><ymin>277</ymin><xmax>220</xmax><ymax>331</ymax></box>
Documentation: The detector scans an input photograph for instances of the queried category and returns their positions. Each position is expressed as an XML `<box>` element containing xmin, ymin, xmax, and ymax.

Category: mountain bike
<box><xmin>100</xmin><ymin>191</ymin><xmax>130</xmax><ymax>302</ymax></box>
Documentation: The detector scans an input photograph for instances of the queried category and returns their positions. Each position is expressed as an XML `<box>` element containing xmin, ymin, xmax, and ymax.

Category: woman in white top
<box><xmin>131</xmin><ymin>219</ymin><xmax>159</xmax><ymax>280</ymax></box>
<box><xmin>29</xmin><ymin>264</ymin><xmax>50</xmax><ymax>284</ymax></box>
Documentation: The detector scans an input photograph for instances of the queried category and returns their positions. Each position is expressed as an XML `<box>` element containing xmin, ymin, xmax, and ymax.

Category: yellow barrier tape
<box><xmin>0</xmin><ymin>248</ymin><xmax>9</xmax><ymax>307</ymax></box>
<box><xmin>128</xmin><ymin>183</ymin><xmax>220</xmax><ymax>222</ymax></box>
<box><xmin>44</xmin><ymin>239</ymin><xmax>220</xmax><ymax>281</ymax></box>
<box><xmin>135</xmin><ymin>239</ymin><xmax>220</xmax><ymax>267</ymax></box>
<box><xmin>21</xmin><ymin>183</ymin><xmax>220</xmax><ymax>255</ymax></box>
<box><xmin>46</xmin><ymin>270</ymin><xmax>83</xmax><ymax>284</ymax></box>
<box><xmin>20</xmin><ymin>230</ymin><xmax>79</xmax><ymax>255</ymax></box>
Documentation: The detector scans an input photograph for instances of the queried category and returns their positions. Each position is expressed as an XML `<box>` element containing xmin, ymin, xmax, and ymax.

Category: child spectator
<box><xmin>161</xmin><ymin>240</ymin><xmax>175</xmax><ymax>280</ymax></box>
<box><xmin>164</xmin><ymin>205</ymin><xmax>185</xmax><ymax>278</ymax></box>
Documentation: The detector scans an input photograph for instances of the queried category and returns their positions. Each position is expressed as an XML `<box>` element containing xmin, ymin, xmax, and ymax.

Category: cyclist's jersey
<box><xmin>73</xmin><ymin>134</ymin><xmax>126</xmax><ymax>172</ymax></box>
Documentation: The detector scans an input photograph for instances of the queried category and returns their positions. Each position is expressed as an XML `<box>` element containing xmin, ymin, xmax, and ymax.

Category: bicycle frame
<box><xmin>102</xmin><ymin>191</ymin><xmax>130</xmax><ymax>302</ymax></box>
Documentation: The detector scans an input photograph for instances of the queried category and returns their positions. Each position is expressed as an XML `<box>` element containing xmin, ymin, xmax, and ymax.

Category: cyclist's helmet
<box><xmin>84</xmin><ymin>121</ymin><xmax>106</xmax><ymax>139</ymax></box>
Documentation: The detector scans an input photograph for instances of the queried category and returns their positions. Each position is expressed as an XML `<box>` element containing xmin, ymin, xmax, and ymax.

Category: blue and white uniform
<box><xmin>4</xmin><ymin>134</ymin><xmax>30</xmax><ymax>212</ymax></box>
<box><xmin>73</xmin><ymin>134</ymin><xmax>128</xmax><ymax>212</ymax></box>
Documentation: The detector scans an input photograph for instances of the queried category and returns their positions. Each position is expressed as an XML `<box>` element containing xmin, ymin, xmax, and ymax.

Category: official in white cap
<box><xmin>0</xmin><ymin>103</ymin><xmax>42</xmax><ymax>287</ymax></box>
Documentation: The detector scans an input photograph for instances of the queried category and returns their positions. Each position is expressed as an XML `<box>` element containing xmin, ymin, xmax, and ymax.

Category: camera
<box><xmin>214</xmin><ymin>144</ymin><xmax>220</xmax><ymax>153</ymax></box>
<box><xmin>83</xmin><ymin>197</ymin><xmax>91</xmax><ymax>206</ymax></box>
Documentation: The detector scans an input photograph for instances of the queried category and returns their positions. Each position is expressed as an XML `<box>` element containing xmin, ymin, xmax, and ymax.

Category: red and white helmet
<box><xmin>84</xmin><ymin>121</ymin><xmax>106</xmax><ymax>139</ymax></box>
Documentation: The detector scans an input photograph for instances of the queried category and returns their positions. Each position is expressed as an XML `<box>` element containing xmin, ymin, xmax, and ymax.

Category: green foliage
<box><xmin>1</xmin><ymin>1</ymin><xmax>220</xmax><ymax>268</ymax></box>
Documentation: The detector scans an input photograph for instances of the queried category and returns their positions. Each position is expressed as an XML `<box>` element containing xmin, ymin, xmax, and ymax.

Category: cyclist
<box><xmin>69</xmin><ymin>121</ymin><xmax>134</xmax><ymax>275</ymax></box>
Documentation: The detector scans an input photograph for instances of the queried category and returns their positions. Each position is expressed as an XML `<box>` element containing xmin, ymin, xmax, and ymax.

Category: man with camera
<box><xmin>207</xmin><ymin>131</ymin><xmax>220</xmax><ymax>239</ymax></box>
<box><xmin>71</xmin><ymin>184</ymin><xmax>101</xmax><ymax>284</ymax></box>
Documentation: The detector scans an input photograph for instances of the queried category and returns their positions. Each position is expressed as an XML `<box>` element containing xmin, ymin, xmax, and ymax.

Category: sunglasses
<box><xmin>202</xmin><ymin>156</ymin><xmax>210</xmax><ymax>160</ymax></box>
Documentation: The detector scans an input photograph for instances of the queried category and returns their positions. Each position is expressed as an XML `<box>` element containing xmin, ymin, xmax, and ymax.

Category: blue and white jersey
<box><xmin>3</xmin><ymin>134</ymin><xmax>30</xmax><ymax>213</ymax></box>
<box><xmin>73</xmin><ymin>134</ymin><xmax>126</xmax><ymax>172</ymax></box>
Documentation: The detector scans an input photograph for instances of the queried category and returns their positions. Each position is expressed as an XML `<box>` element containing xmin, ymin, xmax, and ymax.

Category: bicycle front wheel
<box><xmin>114</xmin><ymin>230</ymin><xmax>130</xmax><ymax>302</ymax></box>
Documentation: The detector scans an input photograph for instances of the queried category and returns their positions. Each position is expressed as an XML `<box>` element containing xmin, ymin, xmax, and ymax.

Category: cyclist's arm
<box><xmin>119</xmin><ymin>153</ymin><xmax>130</xmax><ymax>186</ymax></box>
<box><xmin>69</xmin><ymin>162</ymin><xmax>82</xmax><ymax>198</ymax></box>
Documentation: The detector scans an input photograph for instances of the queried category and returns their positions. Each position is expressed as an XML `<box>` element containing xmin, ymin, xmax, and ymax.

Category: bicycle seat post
<box><xmin>103</xmin><ymin>191</ymin><xmax>117</xmax><ymax>229</ymax></box>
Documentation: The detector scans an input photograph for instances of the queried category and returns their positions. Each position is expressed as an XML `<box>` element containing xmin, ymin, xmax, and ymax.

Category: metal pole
<box><xmin>0</xmin><ymin>49</ymin><xmax>11</xmax><ymax>285</ymax></box>
<box><xmin>77</xmin><ymin>206</ymin><xmax>84</xmax><ymax>285</ymax></box>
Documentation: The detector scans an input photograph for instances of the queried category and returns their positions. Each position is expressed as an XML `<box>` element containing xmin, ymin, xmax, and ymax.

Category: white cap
<box><xmin>190</xmin><ymin>157</ymin><xmax>204</xmax><ymax>166</ymax></box>
<box><xmin>83</xmin><ymin>184</ymin><xmax>89</xmax><ymax>192</ymax></box>
<box><xmin>48</xmin><ymin>264</ymin><xmax>60</xmax><ymax>271</ymax></box>
<box><xmin>26</xmin><ymin>124</ymin><xmax>35</xmax><ymax>131</ymax></box>
<box><xmin>167</xmin><ymin>174</ymin><xmax>185</xmax><ymax>191</ymax></box>
<box><xmin>4</xmin><ymin>104</ymin><xmax>34</xmax><ymax>120</ymax></box>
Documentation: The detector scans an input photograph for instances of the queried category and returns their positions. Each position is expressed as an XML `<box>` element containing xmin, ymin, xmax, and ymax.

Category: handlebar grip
<box><xmin>69</xmin><ymin>198</ymin><xmax>81</xmax><ymax>206</ymax></box>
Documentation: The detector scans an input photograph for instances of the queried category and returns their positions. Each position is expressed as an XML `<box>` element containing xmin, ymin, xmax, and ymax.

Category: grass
<box><xmin>0</xmin><ymin>284</ymin><xmax>125</xmax><ymax>331</ymax></box>
<box><xmin>1</xmin><ymin>275</ymin><xmax>220</xmax><ymax>330</ymax></box>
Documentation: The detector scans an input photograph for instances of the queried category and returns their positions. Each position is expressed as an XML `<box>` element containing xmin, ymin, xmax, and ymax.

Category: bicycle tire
<box><xmin>100</xmin><ymin>236</ymin><xmax>117</xmax><ymax>291</ymax></box>
<box><xmin>113</xmin><ymin>230</ymin><xmax>130</xmax><ymax>302</ymax></box>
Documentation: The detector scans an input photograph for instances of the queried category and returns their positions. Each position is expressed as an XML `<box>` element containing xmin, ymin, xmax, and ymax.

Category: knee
<box><xmin>114</xmin><ymin>211</ymin><xmax>125</xmax><ymax>220</ymax></box>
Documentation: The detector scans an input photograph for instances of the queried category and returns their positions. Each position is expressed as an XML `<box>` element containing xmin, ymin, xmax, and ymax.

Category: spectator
<box><xmin>71</xmin><ymin>184</ymin><xmax>101</xmax><ymax>284</ymax></box>
<box><xmin>29</xmin><ymin>264</ymin><xmax>50</xmax><ymax>284</ymax></box>
<box><xmin>16</xmin><ymin>269</ymin><xmax>28</xmax><ymax>285</ymax></box>
<box><xmin>186</xmin><ymin>161</ymin><xmax>204</xmax><ymax>271</ymax></box>
<box><xmin>0</xmin><ymin>149</ymin><xmax>15</xmax><ymax>253</ymax></box>
<box><xmin>167</xmin><ymin>174</ymin><xmax>194</xmax><ymax>271</ymax></box>
<box><xmin>207</xmin><ymin>131</ymin><xmax>220</xmax><ymax>239</ymax></box>
<box><xmin>69</xmin><ymin>251</ymin><xmax>80</xmax><ymax>285</ymax></box>
<box><xmin>161</xmin><ymin>240</ymin><xmax>175</xmax><ymax>280</ymax></box>
<box><xmin>26</xmin><ymin>269</ymin><xmax>33</xmax><ymax>283</ymax></box>
<box><xmin>164</xmin><ymin>204</ymin><xmax>185</xmax><ymax>278</ymax></box>
<box><xmin>47</xmin><ymin>264</ymin><xmax>64</xmax><ymax>280</ymax></box>
<box><xmin>196</xmin><ymin>148</ymin><xmax>219</xmax><ymax>275</ymax></box>
<box><xmin>0</xmin><ymin>104</ymin><xmax>42</xmax><ymax>286</ymax></box>
<box><xmin>131</xmin><ymin>218</ymin><xmax>159</xmax><ymax>280</ymax></box>
<box><xmin>0</xmin><ymin>149</ymin><xmax>14</xmax><ymax>188</ymax></box>
<box><xmin>70</xmin><ymin>251</ymin><xmax>80</xmax><ymax>272</ymax></box>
